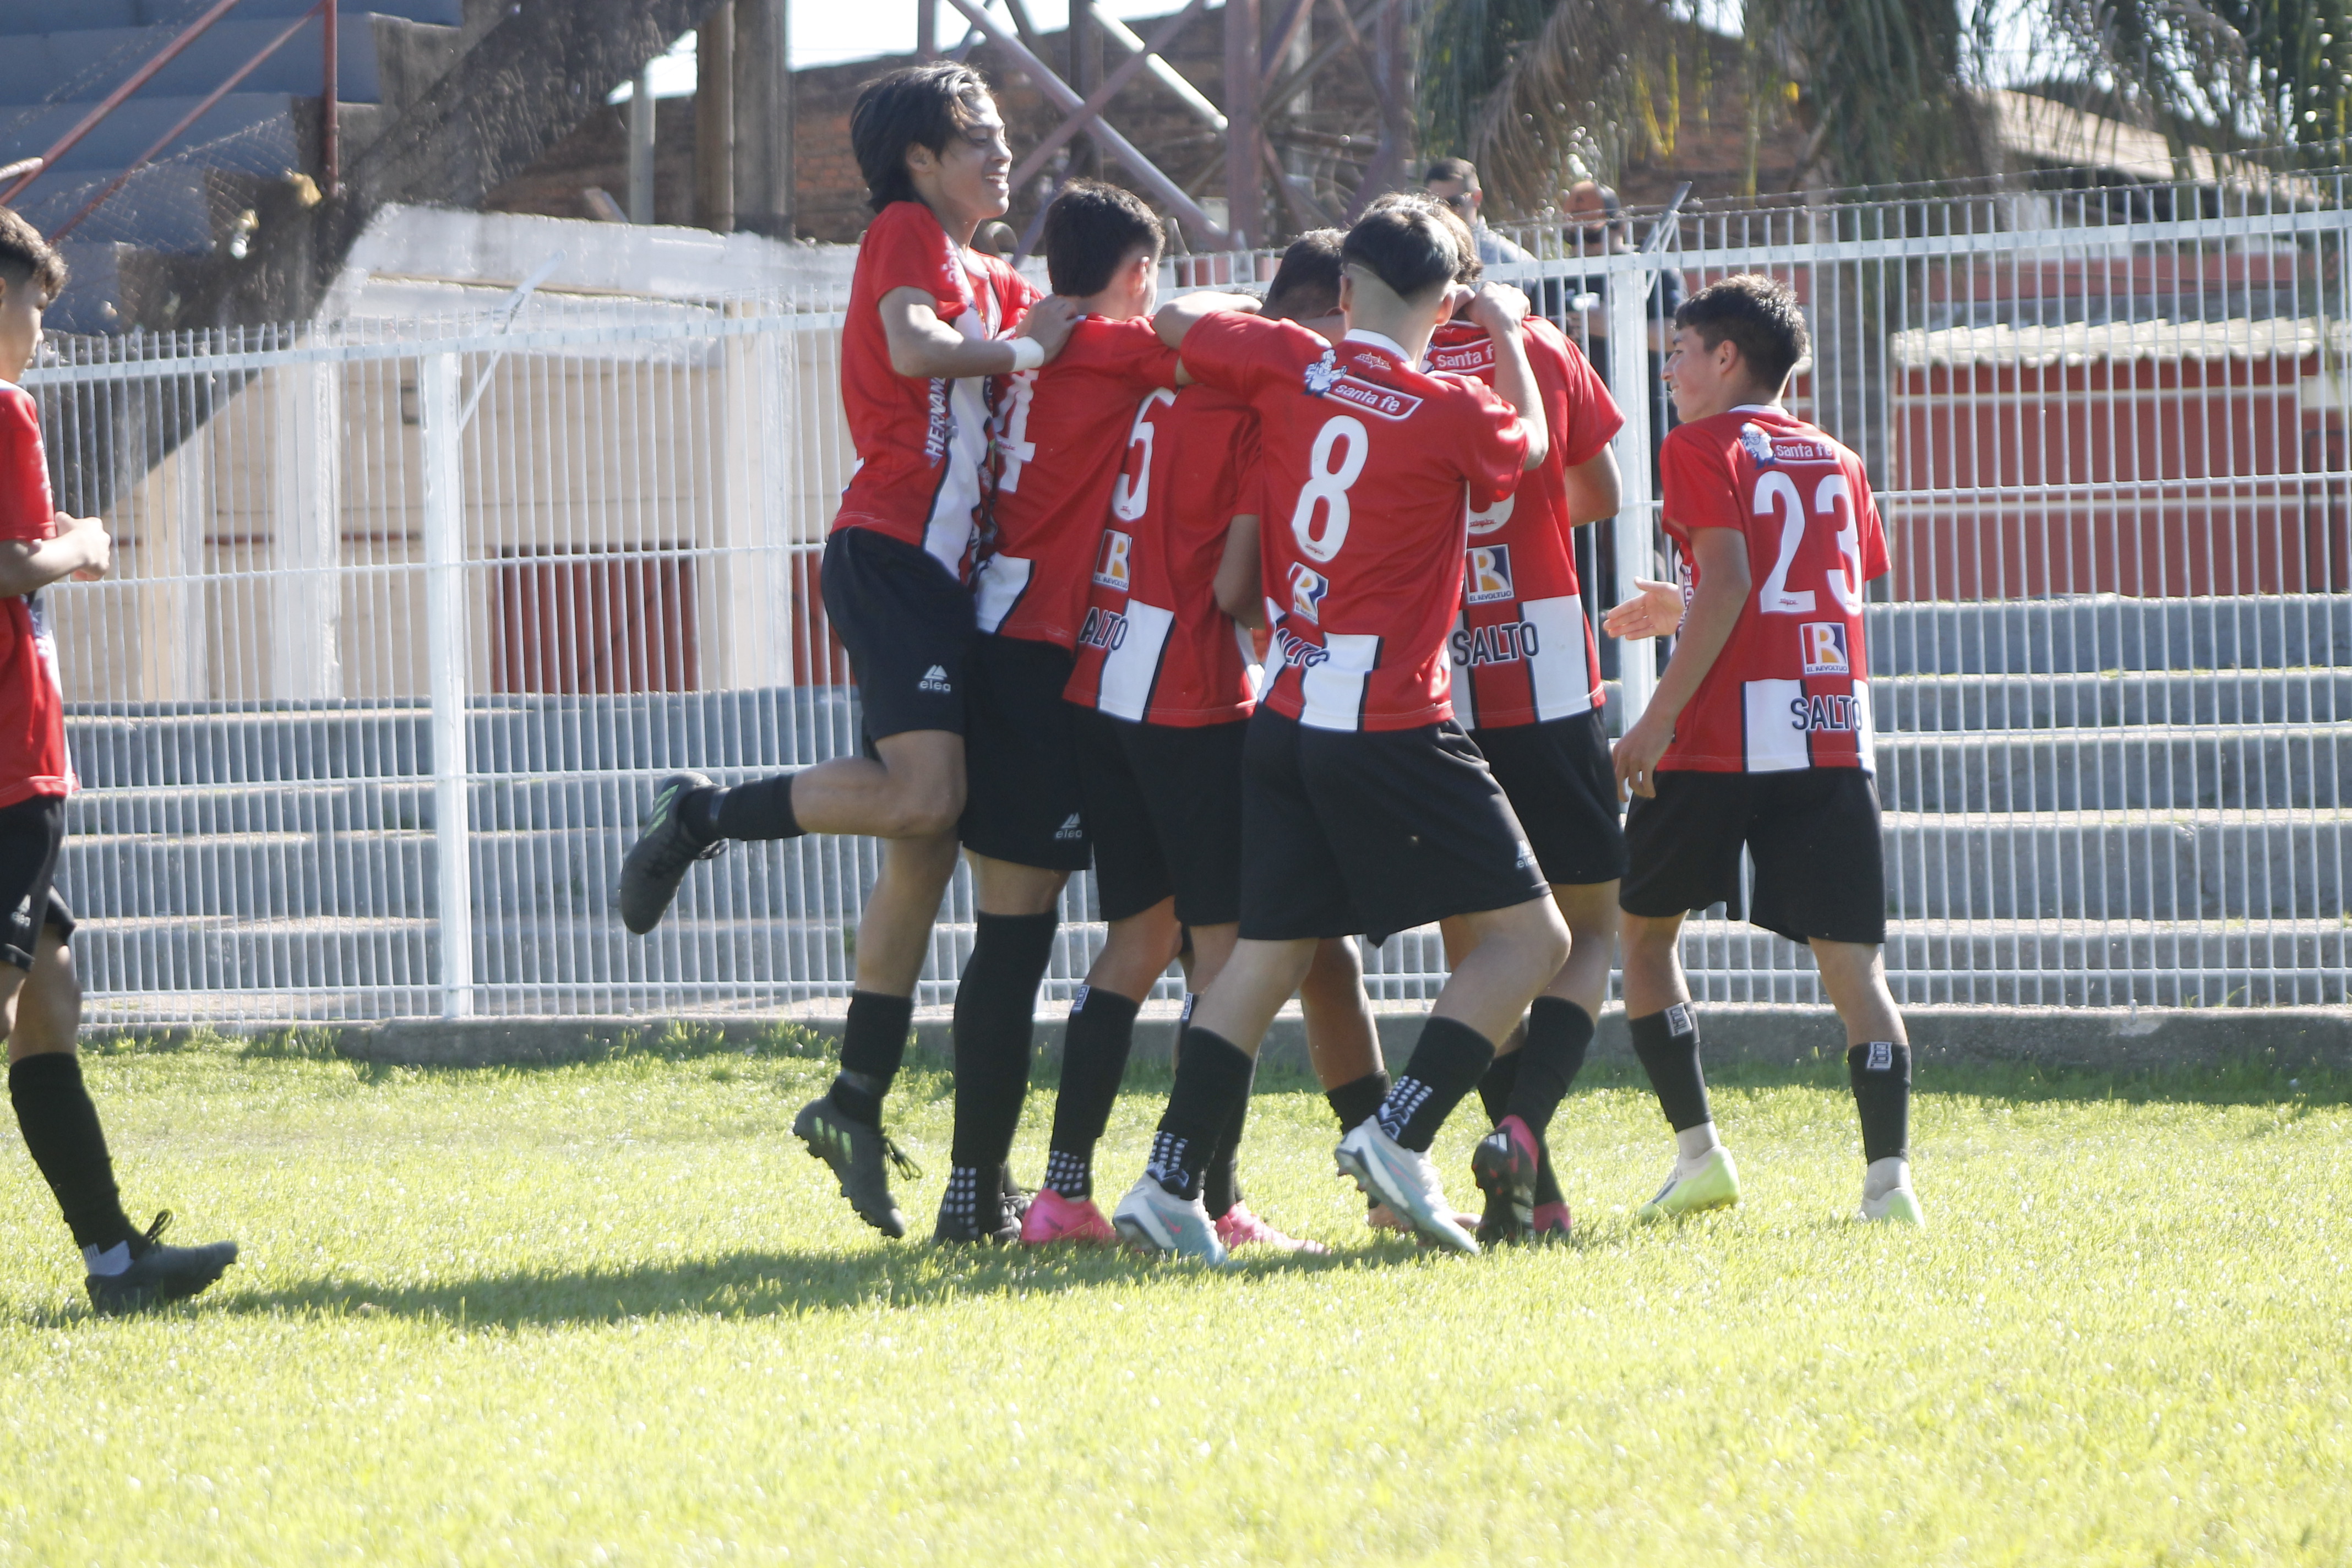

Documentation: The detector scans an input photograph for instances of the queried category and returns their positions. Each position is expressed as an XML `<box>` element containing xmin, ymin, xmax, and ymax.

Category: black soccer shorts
<box><xmin>820</xmin><ymin>526</ymin><xmax>976</xmax><ymax>746</ymax></box>
<box><xmin>0</xmin><ymin>794</ymin><xmax>77</xmax><ymax>972</ymax></box>
<box><xmin>1074</xmin><ymin>708</ymin><xmax>1246</xmax><ymax>926</ymax></box>
<box><xmin>1238</xmin><ymin>710</ymin><xmax>1549</xmax><ymax>944</ymax></box>
<box><xmin>959</xmin><ymin>633</ymin><xmax>1090</xmax><ymax>872</ymax></box>
<box><xmin>1471</xmin><ymin>708</ymin><xmax>1628</xmax><ymax>888</ymax></box>
<box><xmin>1619</xmin><ymin>767</ymin><xmax>1887</xmax><ymax>945</ymax></box>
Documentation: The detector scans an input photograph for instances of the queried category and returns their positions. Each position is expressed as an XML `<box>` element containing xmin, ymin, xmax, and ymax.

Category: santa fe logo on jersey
<box><xmin>1740</xmin><ymin>423</ymin><xmax>1775</xmax><ymax>466</ymax></box>
<box><xmin>1289</xmin><ymin>562</ymin><xmax>1330</xmax><ymax>622</ymax></box>
<box><xmin>1093</xmin><ymin>529</ymin><xmax>1133</xmax><ymax>590</ymax></box>
<box><xmin>1465</xmin><ymin>545</ymin><xmax>1515</xmax><ymax>605</ymax></box>
<box><xmin>1800</xmin><ymin>621</ymin><xmax>1850</xmax><ymax>674</ymax></box>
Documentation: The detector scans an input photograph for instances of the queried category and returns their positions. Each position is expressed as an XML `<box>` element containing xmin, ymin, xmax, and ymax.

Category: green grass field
<box><xmin>0</xmin><ymin>1030</ymin><xmax>2345</xmax><ymax>1565</ymax></box>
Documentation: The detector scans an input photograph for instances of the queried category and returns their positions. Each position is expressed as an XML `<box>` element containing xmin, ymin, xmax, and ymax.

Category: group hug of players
<box><xmin>612</xmin><ymin>62</ymin><xmax>1925</xmax><ymax>1265</ymax></box>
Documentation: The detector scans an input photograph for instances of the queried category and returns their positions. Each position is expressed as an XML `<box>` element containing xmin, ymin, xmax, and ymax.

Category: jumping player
<box><xmin>616</xmin><ymin>65</ymin><xmax>1077</xmax><ymax>1239</ymax></box>
<box><xmin>1412</xmin><ymin>218</ymin><xmax>1629</xmax><ymax>1244</ymax></box>
<box><xmin>1604</xmin><ymin>273</ymin><xmax>1921</xmax><ymax>1226</ymax></box>
<box><xmin>928</xmin><ymin>180</ymin><xmax>1188</xmax><ymax>1244</ymax></box>
<box><xmin>0</xmin><ymin>211</ymin><xmax>238</xmax><ymax>1314</ymax></box>
<box><xmin>1112</xmin><ymin>201</ymin><xmax>1571</xmax><ymax>1263</ymax></box>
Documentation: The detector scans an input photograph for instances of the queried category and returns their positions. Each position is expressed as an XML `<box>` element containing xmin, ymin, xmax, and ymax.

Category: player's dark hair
<box><xmin>1675</xmin><ymin>272</ymin><xmax>1809</xmax><ymax>394</ymax></box>
<box><xmin>850</xmin><ymin>63</ymin><xmax>993</xmax><ymax>215</ymax></box>
<box><xmin>1039</xmin><ymin>179</ymin><xmax>1163</xmax><ymax>297</ymax></box>
<box><xmin>1262</xmin><ymin>227</ymin><xmax>1344</xmax><ymax>318</ymax></box>
<box><xmin>1366</xmin><ymin>192</ymin><xmax>1480</xmax><ymax>283</ymax></box>
<box><xmin>0</xmin><ymin>207</ymin><xmax>67</xmax><ymax>303</ymax></box>
<box><xmin>1341</xmin><ymin>201</ymin><xmax>1459</xmax><ymax>303</ymax></box>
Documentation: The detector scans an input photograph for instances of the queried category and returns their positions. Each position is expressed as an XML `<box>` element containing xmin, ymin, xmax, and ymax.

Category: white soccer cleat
<box><xmin>1111</xmin><ymin>1177</ymin><xmax>1229</xmax><ymax>1265</ymax></box>
<box><xmin>1333</xmin><ymin>1119</ymin><xmax>1480</xmax><ymax>1255</ymax></box>
<box><xmin>1859</xmin><ymin>1185</ymin><xmax>1926</xmax><ymax>1227</ymax></box>
<box><xmin>1636</xmin><ymin>1145</ymin><xmax>1741</xmax><ymax>1222</ymax></box>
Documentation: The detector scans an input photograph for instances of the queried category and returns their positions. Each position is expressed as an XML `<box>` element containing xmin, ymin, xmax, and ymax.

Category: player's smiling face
<box><xmin>1665</xmin><ymin>325</ymin><xmax>1747</xmax><ymax>423</ymax></box>
<box><xmin>0</xmin><ymin>277</ymin><xmax>41</xmax><ymax>385</ymax></box>
<box><xmin>908</xmin><ymin>101</ymin><xmax>1014</xmax><ymax>232</ymax></box>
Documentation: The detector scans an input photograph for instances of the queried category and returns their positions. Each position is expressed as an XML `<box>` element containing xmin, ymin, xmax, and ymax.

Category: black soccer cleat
<box><xmin>1471</xmin><ymin>1114</ymin><xmax>1539</xmax><ymax>1244</ymax></box>
<box><xmin>933</xmin><ymin>1166</ymin><xmax>1026</xmax><ymax>1246</ymax></box>
<box><xmin>85</xmin><ymin>1212</ymin><xmax>238</xmax><ymax>1318</ymax></box>
<box><xmin>793</xmin><ymin>1092</ymin><xmax>919</xmax><ymax>1239</ymax></box>
<box><xmin>618</xmin><ymin>771</ymin><xmax>725</xmax><ymax>934</ymax></box>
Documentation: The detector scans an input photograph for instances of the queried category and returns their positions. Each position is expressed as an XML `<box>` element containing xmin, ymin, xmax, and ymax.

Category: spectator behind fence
<box><xmin>1423</xmin><ymin>158</ymin><xmax>1532</xmax><ymax>266</ymax></box>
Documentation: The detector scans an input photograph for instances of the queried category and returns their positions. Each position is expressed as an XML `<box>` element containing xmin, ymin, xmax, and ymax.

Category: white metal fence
<box><xmin>30</xmin><ymin>174</ymin><xmax>2351</xmax><ymax>1026</ymax></box>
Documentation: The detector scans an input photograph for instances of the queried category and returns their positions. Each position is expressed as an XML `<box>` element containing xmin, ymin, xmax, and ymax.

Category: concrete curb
<box><xmin>107</xmin><ymin>1004</ymin><xmax>2352</xmax><ymax>1075</ymax></box>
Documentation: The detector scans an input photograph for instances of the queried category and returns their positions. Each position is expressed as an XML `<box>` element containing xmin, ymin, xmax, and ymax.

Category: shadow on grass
<box><xmin>197</xmin><ymin>1237</ymin><xmax>1447</xmax><ymax>1329</ymax></box>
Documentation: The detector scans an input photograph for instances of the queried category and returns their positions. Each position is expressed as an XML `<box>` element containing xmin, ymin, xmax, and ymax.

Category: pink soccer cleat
<box><xmin>1019</xmin><ymin>1189</ymin><xmax>1117</xmax><ymax>1246</ymax></box>
<box><xmin>1529</xmin><ymin>1201</ymin><xmax>1573</xmax><ymax>1242</ymax></box>
<box><xmin>1214</xmin><ymin>1204</ymin><xmax>1330</xmax><ymax>1255</ymax></box>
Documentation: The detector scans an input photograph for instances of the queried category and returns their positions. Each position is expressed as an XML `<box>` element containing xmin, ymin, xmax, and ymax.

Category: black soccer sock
<box><xmin>1848</xmin><ymin>1041</ymin><xmax>1913</xmax><ymax>1164</ymax></box>
<box><xmin>1478</xmin><ymin>1047</ymin><xmax>1522</xmax><ymax>1125</ymax></box>
<box><xmin>707</xmin><ymin>772</ymin><xmax>803</xmax><ymax>842</ymax></box>
<box><xmin>1506</xmin><ymin>997</ymin><xmax>1595</xmax><ymax>1136</ymax></box>
<box><xmin>1201</xmin><ymin>1055</ymin><xmax>1256</xmax><ymax>1219</ymax></box>
<box><xmin>1629</xmin><ymin>1004</ymin><xmax>1712</xmax><ymax>1133</ymax></box>
<box><xmin>1043</xmin><ymin>984</ymin><xmax>1141</xmax><ymax>1199</ymax></box>
<box><xmin>830</xmin><ymin>989</ymin><xmax>914</xmax><ymax>1126</ymax></box>
<box><xmin>949</xmin><ymin>912</ymin><xmax>1059</xmax><ymax>1170</ymax></box>
<box><xmin>1144</xmin><ymin>1027</ymin><xmax>1255</xmax><ymax>1201</ymax></box>
<box><xmin>1376</xmin><ymin>1016</ymin><xmax>1498</xmax><ymax>1153</ymax></box>
<box><xmin>1326</xmin><ymin>1070</ymin><xmax>1390</xmax><ymax>1134</ymax></box>
<box><xmin>940</xmin><ymin>1164</ymin><xmax>989</xmax><ymax>1232</ymax></box>
<box><xmin>9</xmin><ymin>1054</ymin><xmax>139</xmax><ymax>1256</ymax></box>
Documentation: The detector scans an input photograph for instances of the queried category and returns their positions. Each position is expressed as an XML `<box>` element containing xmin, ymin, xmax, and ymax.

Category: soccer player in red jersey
<box><xmin>1035</xmin><ymin>233</ymin><xmax>1360</xmax><ymax>1255</ymax></box>
<box><xmin>1412</xmin><ymin>229</ymin><xmax>1631</xmax><ymax>1245</ymax></box>
<box><xmin>927</xmin><ymin>180</ymin><xmax>1191</xmax><ymax>1243</ymax></box>
<box><xmin>1604</xmin><ymin>273</ymin><xmax>1922</xmax><ymax>1227</ymax></box>
<box><xmin>616</xmin><ymin>64</ymin><xmax>1080</xmax><ymax>1239</ymax></box>
<box><xmin>0</xmin><ymin>211</ymin><xmax>238</xmax><ymax>1313</ymax></box>
<box><xmin>1110</xmin><ymin>201</ymin><xmax>1572</xmax><ymax>1261</ymax></box>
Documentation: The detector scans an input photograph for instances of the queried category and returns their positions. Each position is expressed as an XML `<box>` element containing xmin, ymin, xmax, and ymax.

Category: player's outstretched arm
<box><xmin>1562</xmin><ymin>445</ymin><xmax>1621</xmax><ymax>526</ymax></box>
<box><xmin>1213</xmin><ymin>514</ymin><xmax>1265</xmax><ymax>628</ymax></box>
<box><xmin>0</xmin><ymin>513</ymin><xmax>110</xmax><ymax>597</ymax></box>
<box><xmin>1469</xmin><ymin>284</ymin><xmax>1549</xmax><ymax>470</ymax></box>
<box><xmin>1602</xmin><ymin>577</ymin><xmax>1684</xmax><ymax>641</ymax></box>
<box><xmin>1150</xmin><ymin>290</ymin><xmax>1261</xmax><ymax>352</ymax></box>
<box><xmin>1612</xmin><ymin>527</ymin><xmax>1748</xmax><ymax>800</ymax></box>
<box><xmin>879</xmin><ymin>288</ymin><xmax>1081</xmax><ymax>379</ymax></box>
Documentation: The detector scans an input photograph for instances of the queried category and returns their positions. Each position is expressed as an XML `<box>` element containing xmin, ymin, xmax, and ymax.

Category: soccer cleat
<box><xmin>1637</xmin><ymin>1145</ymin><xmax>1741</xmax><ymax>1222</ymax></box>
<box><xmin>85</xmin><ymin>1213</ymin><xmax>238</xmax><ymax>1318</ymax></box>
<box><xmin>1334</xmin><ymin>1120</ymin><xmax>1479</xmax><ymax>1255</ymax></box>
<box><xmin>793</xmin><ymin>1093</ymin><xmax>918</xmax><ymax>1238</ymax></box>
<box><xmin>1368</xmin><ymin>1197</ymin><xmax>1479</xmax><ymax>1235</ymax></box>
<box><xmin>997</xmin><ymin>1167</ymin><xmax>1034</xmax><ymax>1231</ymax></box>
<box><xmin>1471</xmin><ymin>1114</ymin><xmax>1540</xmax><ymax>1238</ymax></box>
<box><xmin>617</xmin><ymin>771</ymin><xmax>724</xmax><ymax>934</ymax></box>
<box><xmin>1110</xmin><ymin>1178</ymin><xmax>1228</xmax><ymax>1265</ymax></box>
<box><xmin>1859</xmin><ymin>1185</ymin><xmax>1926</xmax><ymax>1227</ymax></box>
<box><xmin>1213</xmin><ymin>1204</ymin><xmax>1328</xmax><ymax>1255</ymax></box>
<box><xmin>1528</xmin><ymin>1200</ymin><xmax>1573</xmax><ymax>1243</ymax></box>
<box><xmin>1020</xmin><ymin>1189</ymin><xmax>1115</xmax><ymax>1246</ymax></box>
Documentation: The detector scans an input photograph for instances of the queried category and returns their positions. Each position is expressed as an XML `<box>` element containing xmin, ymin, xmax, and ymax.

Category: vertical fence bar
<box><xmin>1609</xmin><ymin>257</ymin><xmax>1658</xmax><ymax>723</ymax></box>
<box><xmin>418</xmin><ymin>351</ymin><xmax>473</xmax><ymax>1019</ymax></box>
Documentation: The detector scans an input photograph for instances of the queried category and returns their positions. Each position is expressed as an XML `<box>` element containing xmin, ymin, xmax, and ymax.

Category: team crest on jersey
<box><xmin>1464</xmin><ymin>545</ymin><xmax>1515</xmax><ymax>604</ymax></box>
<box><xmin>1739</xmin><ymin>423</ymin><xmax>1776</xmax><ymax>467</ymax></box>
<box><xmin>1800</xmin><ymin>621</ymin><xmax>1850</xmax><ymax>674</ymax></box>
<box><xmin>1093</xmin><ymin>530</ymin><xmax>1134</xmax><ymax>590</ymax></box>
<box><xmin>1288</xmin><ymin>562</ymin><xmax>1330</xmax><ymax>622</ymax></box>
<box><xmin>1303</xmin><ymin>349</ymin><xmax>1341</xmax><ymax>396</ymax></box>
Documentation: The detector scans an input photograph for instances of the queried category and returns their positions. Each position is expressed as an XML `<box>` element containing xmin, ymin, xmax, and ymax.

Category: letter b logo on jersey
<box><xmin>1288</xmin><ymin>562</ymin><xmax>1329</xmax><ymax>622</ymax></box>
<box><xmin>1800</xmin><ymin>621</ymin><xmax>1849</xmax><ymax>675</ymax></box>
<box><xmin>1093</xmin><ymin>530</ymin><xmax>1134</xmax><ymax>590</ymax></box>
<box><xmin>1465</xmin><ymin>545</ymin><xmax>1513</xmax><ymax>605</ymax></box>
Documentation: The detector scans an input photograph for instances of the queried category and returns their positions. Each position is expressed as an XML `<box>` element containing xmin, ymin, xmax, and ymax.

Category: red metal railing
<box><xmin>0</xmin><ymin>0</ymin><xmax>341</xmax><ymax>241</ymax></box>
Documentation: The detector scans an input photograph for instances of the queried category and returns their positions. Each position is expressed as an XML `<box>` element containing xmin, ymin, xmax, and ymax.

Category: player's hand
<box><xmin>1444</xmin><ymin>281</ymin><xmax>1478</xmax><ymax>321</ymax></box>
<box><xmin>1602</xmin><ymin>578</ymin><xmax>1684</xmax><ymax>641</ymax></box>
<box><xmin>1612</xmin><ymin>711</ymin><xmax>1672</xmax><ymax>801</ymax></box>
<box><xmin>1014</xmin><ymin>296</ymin><xmax>1083</xmax><ymax>362</ymax></box>
<box><xmin>1466</xmin><ymin>281</ymin><xmax>1531</xmax><ymax>335</ymax></box>
<box><xmin>59</xmin><ymin>512</ymin><xmax>110</xmax><ymax>581</ymax></box>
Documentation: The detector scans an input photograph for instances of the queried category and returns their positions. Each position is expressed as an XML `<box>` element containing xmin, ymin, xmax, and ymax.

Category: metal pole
<box><xmin>418</xmin><ymin>353</ymin><xmax>475</xmax><ymax>1020</ymax></box>
<box><xmin>320</xmin><ymin>0</ymin><xmax>338</xmax><ymax>197</ymax></box>
<box><xmin>627</xmin><ymin>66</ymin><xmax>655</xmax><ymax>224</ymax></box>
<box><xmin>1223</xmin><ymin>0</ymin><xmax>1261</xmax><ymax>251</ymax></box>
<box><xmin>1609</xmin><ymin>264</ymin><xmax>1657</xmax><ymax>725</ymax></box>
<box><xmin>918</xmin><ymin>0</ymin><xmax>937</xmax><ymax>59</ymax></box>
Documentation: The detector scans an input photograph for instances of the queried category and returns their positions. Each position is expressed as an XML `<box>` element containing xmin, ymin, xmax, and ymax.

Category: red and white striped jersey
<box><xmin>832</xmin><ymin>201</ymin><xmax>1041</xmax><ymax>578</ymax></box>
<box><xmin>1658</xmin><ymin>405</ymin><xmax>1890</xmax><ymax>773</ymax></box>
<box><xmin>1061</xmin><ymin>383</ymin><xmax>1260</xmax><ymax>725</ymax></box>
<box><xmin>1425</xmin><ymin>315</ymin><xmax>1623</xmax><ymax>729</ymax></box>
<box><xmin>1180</xmin><ymin>312</ymin><xmax>1528</xmax><ymax>732</ymax></box>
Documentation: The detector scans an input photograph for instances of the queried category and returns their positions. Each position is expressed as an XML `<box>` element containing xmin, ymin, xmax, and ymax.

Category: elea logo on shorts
<box><xmin>1289</xmin><ymin>562</ymin><xmax>1329</xmax><ymax>622</ymax></box>
<box><xmin>1465</xmin><ymin>545</ymin><xmax>1514</xmax><ymax>605</ymax></box>
<box><xmin>1078</xmin><ymin>606</ymin><xmax>1128</xmax><ymax>651</ymax></box>
<box><xmin>1800</xmin><ymin>621</ymin><xmax>1849</xmax><ymax>674</ymax></box>
<box><xmin>1788</xmin><ymin>692</ymin><xmax>1863</xmax><ymax>732</ymax></box>
<box><xmin>1093</xmin><ymin>530</ymin><xmax>1133</xmax><ymax>590</ymax></box>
